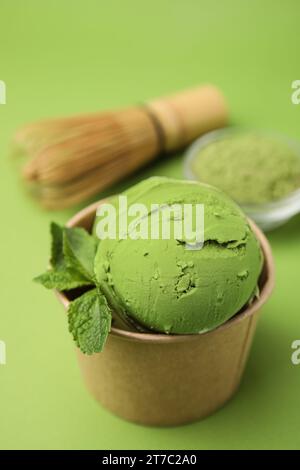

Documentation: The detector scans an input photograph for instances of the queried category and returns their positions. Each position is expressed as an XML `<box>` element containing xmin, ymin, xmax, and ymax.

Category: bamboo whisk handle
<box><xmin>146</xmin><ymin>85</ymin><xmax>228</xmax><ymax>152</ymax></box>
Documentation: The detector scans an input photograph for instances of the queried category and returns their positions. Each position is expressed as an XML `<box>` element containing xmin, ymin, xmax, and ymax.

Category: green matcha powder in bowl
<box><xmin>184</xmin><ymin>129</ymin><xmax>300</xmax><ymax>230</ymax></box>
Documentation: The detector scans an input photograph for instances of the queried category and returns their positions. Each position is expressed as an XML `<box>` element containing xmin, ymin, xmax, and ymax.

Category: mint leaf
<box><xmin>34</xmin><ymin>269</ymin><xmax>91</xmax><ymax>290</ymax></box>
<box><xmin>50</xmin><ymin>222</ymin><xmax>64</xmax><ymax>268</ymax></box>
<box><xmin>63</xmin><ymin>227</ymin><xmax>97</xmax><ymax>282</ymax></box>
<box><xmin>35</xmin><ymin>223</ymin><xmax>95</xmax><ymax>291</ymax></box>
<box><xmin>36</xmin><ymin>223</ymin><xmax>112</xmax><ymax>353</ymax></box>
<box><xmin>68</xmin><ymin>288</ymin><xmax>112</xmax><ymax>354</ymax></box>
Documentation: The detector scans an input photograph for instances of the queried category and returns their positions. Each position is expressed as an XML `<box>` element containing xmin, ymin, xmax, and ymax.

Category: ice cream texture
<box><xmin>190</xmin><ymin>133</ymin><xmax>300</xmax><ymax>204</ymax></box>
<box><xmin>93</xmin><ymin>177</ymin><xmax>263</xmax><ymax>334</ymax></box>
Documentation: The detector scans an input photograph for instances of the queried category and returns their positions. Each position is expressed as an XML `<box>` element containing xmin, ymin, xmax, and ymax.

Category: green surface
<box><xmin>0</xmin><ymin>0</ymin><xmax>299</xmax><ymax>450</ymax></box>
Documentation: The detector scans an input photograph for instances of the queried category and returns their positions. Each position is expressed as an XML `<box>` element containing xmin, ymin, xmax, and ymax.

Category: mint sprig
<box><xmin>35</xmin><ymin>222</ymin><xmax>112</xmax><ymax>355</ymax></box>
<box><xmin>68</xmin><ymin>288</ymin><xmax>111</xmax><ymax>354</ymax></box>
<box><xmin>50</xmin><ymin>221</ymin><xmax>65</xmax><ymax>268</ymax></box>
<box><xmin>35</xmin><ymin>223</ymin><xmax>92</xmax><ymax>290</ymax></box>
<box><xmin>63</xmin><ymin>226</ymin><xmax>97</xmax><ymax>281</ymax></box>
<box><xmin>34</xmin><ymin>269</ymin><xmax>91</xmax><ymax>291</ymax></box>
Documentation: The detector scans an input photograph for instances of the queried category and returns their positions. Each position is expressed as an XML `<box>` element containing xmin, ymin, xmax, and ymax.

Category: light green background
<box><xmin>0</xmin><ymin>0</ymin><xmax>300</xmax><ymax>450</ymax></box>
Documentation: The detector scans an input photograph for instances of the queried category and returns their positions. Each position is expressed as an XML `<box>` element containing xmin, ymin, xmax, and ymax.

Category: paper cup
<box><xmin>57</xmin><ymin>201</ymin><xmax>274</xmax><ymax>426</ymax></box>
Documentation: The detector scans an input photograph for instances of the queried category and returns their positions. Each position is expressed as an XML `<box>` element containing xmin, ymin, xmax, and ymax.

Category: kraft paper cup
<box><xmin>57</xmin><ymin>201</ymin><xmax>275</xmax><ymax>426</ymax></box>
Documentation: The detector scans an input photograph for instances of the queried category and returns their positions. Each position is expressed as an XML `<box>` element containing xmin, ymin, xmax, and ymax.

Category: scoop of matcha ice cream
<box><xmin>93</xmin><ymin>177</ymin><xmax>263</xmax><ymax>334</ymax></box>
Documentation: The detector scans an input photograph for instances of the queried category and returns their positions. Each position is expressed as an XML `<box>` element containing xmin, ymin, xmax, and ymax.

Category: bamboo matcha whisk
<box><xmin>16</xmin><ymin>85</ymin><xmax>228</xmax><ymax>209</ymax></box>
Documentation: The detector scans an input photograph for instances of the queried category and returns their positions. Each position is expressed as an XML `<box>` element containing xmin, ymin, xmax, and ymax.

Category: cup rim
<box><xmin>56</xmin><ymin>199</ymin><xmax>275</xmax><ymax>344</ymax></box>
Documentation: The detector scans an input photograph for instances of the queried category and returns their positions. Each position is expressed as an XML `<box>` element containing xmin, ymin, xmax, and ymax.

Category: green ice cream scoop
<box><xmin>93</xmin><ymin>177</ymin><xmax>263</xmax><ymax>334</ymax></box>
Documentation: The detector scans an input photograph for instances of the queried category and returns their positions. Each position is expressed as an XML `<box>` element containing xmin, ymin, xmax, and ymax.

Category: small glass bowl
<box><xmin>184</xmin><ymin>128</ymin><xmax>300</xmax><ymax>231</ymax></box>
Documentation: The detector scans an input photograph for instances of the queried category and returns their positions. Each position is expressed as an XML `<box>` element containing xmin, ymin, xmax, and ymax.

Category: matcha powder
<box><xmin>191</xmin><ymin>133</ymin><xmax>300</xmax><ymax>204</ymax></box>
